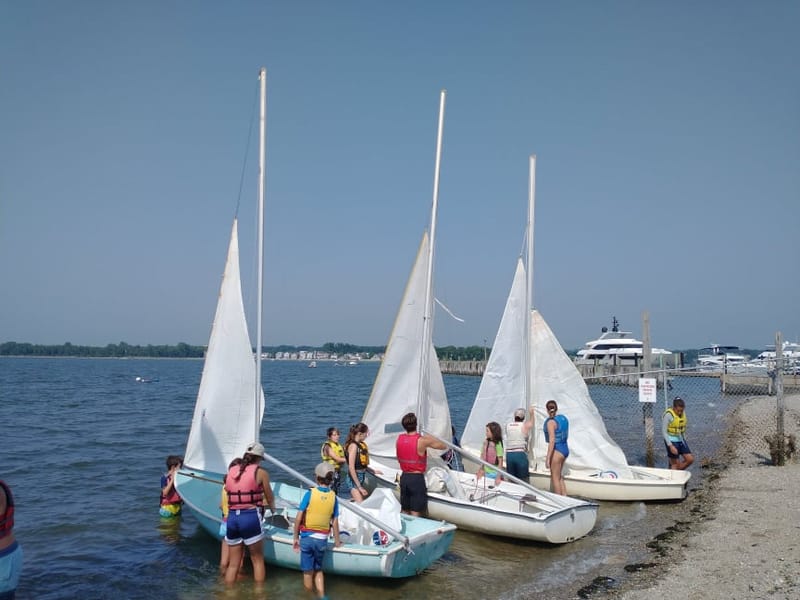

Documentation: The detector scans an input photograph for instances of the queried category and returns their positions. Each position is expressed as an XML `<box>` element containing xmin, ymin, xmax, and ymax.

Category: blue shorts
<box><xmin>0</xmin><ymin>541</ymin><xmax>22</xmax><ymax>596</ymax></box>
<box><xmin>666</xmin><ymin>440</ymin><xmax>692</xmax><ymax>458</ymax></box>
<box><xmin>299</xmin><ymin>535</ymin><xmax>328</xmax><ymax>572</ymax></box>
<box><xmin>338</xmin><ymin>471</ymin><xmax>366</xmax><ymax>497</ymax></box>
<box><xmin>225</xmin><ymin>508</ymin><xmax>264</xmax><ymax>545</ymax></box>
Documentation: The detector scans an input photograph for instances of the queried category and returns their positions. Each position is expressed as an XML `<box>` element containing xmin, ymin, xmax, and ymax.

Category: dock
<box><xmin>439</xmin><ymin>360</ymin><xmax>485</xmax><ymax>376</ymax></box>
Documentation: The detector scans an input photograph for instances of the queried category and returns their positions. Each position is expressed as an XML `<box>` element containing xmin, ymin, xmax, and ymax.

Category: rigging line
<box><xmin>434</xmin><ymin>297</ymin><xmax>464</xmax><ymax>323</ymax></box>
<box><xmin>518</xmin><ymin>226</ymin><xmax>529</xmax><ymax>263</ymax></box>
<box><xmin>234</xmin><ymin>78</ymin><xmax>260</xmax><ymax>219</ymax></box>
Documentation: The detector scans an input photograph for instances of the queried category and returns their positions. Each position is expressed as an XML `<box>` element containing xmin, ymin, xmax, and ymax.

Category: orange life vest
<box><xmin>225</xmin><ymin>464</ymin><xmax>264</xmax><ymax>509</ymax></box>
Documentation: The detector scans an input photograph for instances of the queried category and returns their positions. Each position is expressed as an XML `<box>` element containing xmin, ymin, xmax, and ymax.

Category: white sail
<box><xmin>529</xmin><ymin>309</ymin><xmax>633</xmax><ymax>478</ymax></box>
<box><xmin>184</xmin><ymin>219</ymin><xmax>265</xmax><ymax>474</ymax></box>
<box><xmin>362</xmin><ymin>232</ymin><xmax>451</xmax><ymax>459</ymax></box>
<box><xmin>461</xmin><ymin>258</ymin><xmax>527</xmax><ymax>453</ymax></box>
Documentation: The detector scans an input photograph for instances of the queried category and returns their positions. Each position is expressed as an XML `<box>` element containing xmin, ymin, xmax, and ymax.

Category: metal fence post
<box><xmin>776</xmin><ymin>332</ymin><xmax>785</xmax><ymax>466</ymax></box>
<box><xmin>642</xmin><ymin>312</ymin><xmax>654</xmax><ymax>467</ymax></box>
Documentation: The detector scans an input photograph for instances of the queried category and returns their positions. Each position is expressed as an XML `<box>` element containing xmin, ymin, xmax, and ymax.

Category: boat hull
<box><xmin>528</xmin><ymin>465</ymin><xmax>690</xmax><ymax>502</ymax></box>
<box><xmin>370</xmin><ymin>459</ymin><xmax>597</xmax><ymax>543</ymax></box>
<box><xmin>175</xmin><ymin>469</ymin><xmax>456</xmax><ymax>578</ymax></box>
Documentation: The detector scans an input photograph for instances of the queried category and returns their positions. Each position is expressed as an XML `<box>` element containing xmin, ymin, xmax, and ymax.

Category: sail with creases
<box><xmin>461</xmin><ymin>258</ymin><xmax>527</xmax><ymax>453</ymax></box>
<box><xmin>184</xmin><ymin>219</ymin><xmax>265</xmax><ymax>474</ymax></box>
<box><xmin>362</xmin><ymin>232</ymin><xmax>451</xmax><ymax>459</ymax></box>
<box><xmin>529</xmin><ymin>309</ymin><xmax>633</xmax><ymax>478</ymax></box>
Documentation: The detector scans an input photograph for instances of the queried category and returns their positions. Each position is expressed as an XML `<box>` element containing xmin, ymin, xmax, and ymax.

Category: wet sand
<box><xmin>588</xmin><ymin>393</ymin><xmax>800</xmax><ymax>600</ymax></box>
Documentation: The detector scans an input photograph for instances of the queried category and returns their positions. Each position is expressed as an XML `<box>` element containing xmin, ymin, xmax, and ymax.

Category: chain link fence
<box><xmin>582</xmin><ymin>364</ymin><xmax>799</xmax><ymax>486</ymax></box>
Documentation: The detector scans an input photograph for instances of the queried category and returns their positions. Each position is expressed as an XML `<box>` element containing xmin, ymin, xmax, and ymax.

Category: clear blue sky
<box><xmin>1</xmin><ymin>2</ymin><xmax>798</xmax><ymax>351</ymax></box>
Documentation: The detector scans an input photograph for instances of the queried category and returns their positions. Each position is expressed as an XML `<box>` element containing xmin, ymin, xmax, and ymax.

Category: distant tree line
<box><xmin>0</xmin><ymin>341</ymin><xmax>205</xmax><ymax>358</ymax></box>
<box><xmin>0</xmin><ymin>340</ymin><xmax>492</xmax><ymax>360</ymax></box>
<box><xmin>1</xmin><ymin>341</ymin><xmax>761</xmax><ymax>363</ymax></box>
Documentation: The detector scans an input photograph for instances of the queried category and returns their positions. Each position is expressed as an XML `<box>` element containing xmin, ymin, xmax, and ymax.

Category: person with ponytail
<box><xmin>339</xmin><ymin>423</ymin><xmax>381</xmax><ymax>502</ymax></box>
<box><xmin>223</xmin><ymin>442</ymin><xmax>276</xmax><ymax>585</ymax></box>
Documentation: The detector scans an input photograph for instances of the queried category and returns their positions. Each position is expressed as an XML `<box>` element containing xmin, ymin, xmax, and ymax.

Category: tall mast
<box><xmin>417</xmin><ymin>89</ymin><xmax>447</xmax><ymax>424</ymax></box>
<box><xmin>525</xmin><ymin>155</ymin><xmax>536</xmax><ymax>410</ymax></box>
<box><xmin>255</xmin><ymin>67</ymin><xmax>266</xmax><ymax>442</ymax></box>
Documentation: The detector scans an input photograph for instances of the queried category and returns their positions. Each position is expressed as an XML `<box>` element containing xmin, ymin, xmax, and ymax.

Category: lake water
<box><xmin>0</xmin><ymin>358</ymin><xmax>735</xmax><ymax>599</ymax></box>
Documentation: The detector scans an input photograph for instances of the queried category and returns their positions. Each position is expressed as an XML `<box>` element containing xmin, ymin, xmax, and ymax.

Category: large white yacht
<box><xmin>574</xmin><ymin>317</ymin><xmax>672</xmax><ymax>366</ymax></box>
<box><xmin>695</xmin><ymin>345</ymin><xmax>750</xmax><ymax>372</ymax></box>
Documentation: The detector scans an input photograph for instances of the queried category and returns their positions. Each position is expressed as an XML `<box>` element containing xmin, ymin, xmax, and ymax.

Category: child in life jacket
<box><xmin>476</xmin><ymin>422</ymin><xmax>504</xmax><ymax>486</ymax></box>
<box><xmin>159</xmin><ymin>455</ymin><xmax>184</xmax><ymax>517</ymax></box>
<box><xmin>219</xmin><ymin>458</ymin><xmax>243</xmax><ymax>574</ymax></box>
<box><xmin>292</xmin><ymin>463</ymin><xmax>342</xmax><ymax>599</ymax></box>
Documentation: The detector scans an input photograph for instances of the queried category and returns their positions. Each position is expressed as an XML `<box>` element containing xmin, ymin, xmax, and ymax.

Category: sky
<box><xmin>1</xmin><ymin>1</ymin><xmax>798</xmax><ymax>351</ymax></box>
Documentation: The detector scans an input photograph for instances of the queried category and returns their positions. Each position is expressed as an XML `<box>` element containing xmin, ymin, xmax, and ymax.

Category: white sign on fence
<box><xmin>638</xmin><ymin>378</ymin><xmax>657</xmax><ymax>403</ymax></box>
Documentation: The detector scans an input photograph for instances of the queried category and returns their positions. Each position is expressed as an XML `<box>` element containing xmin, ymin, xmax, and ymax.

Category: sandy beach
<box><xmin>599</xmin><ymin>393</ymin><xmax>800</xmax><ymax>599</ymax></box>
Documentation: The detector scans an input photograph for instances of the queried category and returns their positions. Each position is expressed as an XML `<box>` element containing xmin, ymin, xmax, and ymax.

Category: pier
<box><xmin>440</xmin><ymin>360</ymin><xmax>485</xmax><ymax>376</ymax></box>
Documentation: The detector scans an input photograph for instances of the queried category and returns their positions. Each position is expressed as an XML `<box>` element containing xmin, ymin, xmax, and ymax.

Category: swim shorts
<box><xmin>225</xmin><ymin>508</ymin><xmax>264</xmax><ymax>545</ymax></box>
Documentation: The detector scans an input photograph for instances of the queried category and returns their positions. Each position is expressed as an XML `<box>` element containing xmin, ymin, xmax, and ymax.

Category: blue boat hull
<box><xmin>175</xmin><ymin>469</ymin><xmax>455</xmax><ymax>578</ymax></box>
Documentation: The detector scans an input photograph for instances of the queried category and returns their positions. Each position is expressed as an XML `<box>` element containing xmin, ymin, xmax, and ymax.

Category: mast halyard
<box><xmin>255</xmin><ymin>67</ymin><xmax>266</xmax><ymax>443</ymax></box>
<box><xmin>416</xmin><ymin>89</ymin><xmax>447</xmax><ymax>428</ymax></box>
<box><xmin>526</xmin><ymin>154</ymin><xmax>536</xmax><ymax>460</ymax></box>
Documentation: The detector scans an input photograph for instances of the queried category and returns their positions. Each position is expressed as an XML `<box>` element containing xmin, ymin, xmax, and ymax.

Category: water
<box><xmin>0</xmin><ymin>358</ymin><xmax>735</xmax><ymax>599</ymax></box>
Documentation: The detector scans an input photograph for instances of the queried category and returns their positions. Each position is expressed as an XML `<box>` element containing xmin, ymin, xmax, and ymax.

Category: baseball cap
<box><xmin>315</xmin><ymin>462</ymin><xmax>335</xmax><ymax>478</ymax></box>
<box><xmin>246</xmin><ymin>442</ymin><xmax>266</xmax><ymax>458</ymax></box>
<box><xmin>514</xmin><ymin>408</ymin><xmax>526</xmax><ymax>420</ymax></box>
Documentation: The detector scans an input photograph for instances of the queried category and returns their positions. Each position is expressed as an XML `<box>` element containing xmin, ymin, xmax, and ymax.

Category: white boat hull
<box><xmin>528</xmin><ymin>464</ymin><xmax>690</xmax><ymax>502</ymax></box>
<box><xmin>371</xmin><ymin>459</ymin><xmax>597</xmax><ymax>543</ymax></box>
<box><xmin>176</xmin><ymin>469</ymin><xmax>456</xmax><ymax>578</ymax></box>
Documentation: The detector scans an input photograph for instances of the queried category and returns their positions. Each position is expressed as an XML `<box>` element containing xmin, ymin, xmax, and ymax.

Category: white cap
<box><xmin>246</xmin><ymin>442</ymin><xmax>266</xmax><ymax>458</ymax></box>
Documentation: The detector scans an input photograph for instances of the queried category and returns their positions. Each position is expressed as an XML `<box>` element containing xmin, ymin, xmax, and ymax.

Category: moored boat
<box><xmin>362</xmin><ymin>114</ymin><xmax>597</xmax><ymax>542</ymax></box>
<box><xmin>461</xmin><ymin>157</ymin><xmax>689</xmax><ymax>502</ymax></box>
<box><xmin>175</xmin><ymin>69</ymin><xmax>455</xmax><ymax>578</ymax></box>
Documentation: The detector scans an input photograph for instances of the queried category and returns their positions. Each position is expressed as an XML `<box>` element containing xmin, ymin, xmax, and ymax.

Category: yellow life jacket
<box><xmin>301</xmin><ymin>487</ymin><xmax>336</xmax><ymax>534</ymax></box>
<box><xmin>665</xmin><ymin>408</ymin><xmax>687</xmax><ymax>436</ymax></box>
<box><xmin>320</xmin><ymin>440</ymin><xmax>345</xmax><ymax>470</ymax></box>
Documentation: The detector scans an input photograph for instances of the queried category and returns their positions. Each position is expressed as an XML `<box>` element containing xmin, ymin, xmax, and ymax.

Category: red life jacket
<box><xmin>0</xmin><ymin>480</ymin><xmax>14</xmax><ymax>538</ymax></box>
<box><xmin>160</xmin><ymin>473</ymin><xmax>182</xmax><ymax>506</ymax></box>
<box><xmin>396</xmin><ymin>433</ymin><xmax>426</xmax><ymax>473</ymax></box>
<box><xmin>225</xmin><ymin>464</ymin><xmax>264</xmax><ymax>509</ymax></box>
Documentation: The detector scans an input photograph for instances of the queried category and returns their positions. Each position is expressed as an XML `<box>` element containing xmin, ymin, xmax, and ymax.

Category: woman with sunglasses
<box><xmin>543</xmin><ymin>401</ymin><xmax>569</xmax><ymax>495</ymax></box>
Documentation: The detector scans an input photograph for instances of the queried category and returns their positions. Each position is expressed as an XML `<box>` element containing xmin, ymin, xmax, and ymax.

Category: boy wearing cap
<box><xmin>224</xmin><ymin>442</ymin><xmax>276</xmax><ymax>585</ymax></box>
<box><xmin>293</xmin><ymin>463</ymin><xmax>341</xmax><ymax>599</ymax></box>
<box><xmin>505</xmin><ymin>406</ymin><xmax>535</xmax><ymax>481</ymax></box>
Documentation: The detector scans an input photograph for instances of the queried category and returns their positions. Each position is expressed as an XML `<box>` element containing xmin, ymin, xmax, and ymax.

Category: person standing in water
<box><xmin>223</xmin><ymin>442</ymin><xmax>276</xmax><ymax>586</ymax></box>
<box><xmin>292</xmin><ymin>463</ymin><xmax>342</xmax><ymax>599</ymax></box>
<box><xmin>0</xmin><ymin>480</ymin><xmax>22</xmax><ymax>600</ymax></box>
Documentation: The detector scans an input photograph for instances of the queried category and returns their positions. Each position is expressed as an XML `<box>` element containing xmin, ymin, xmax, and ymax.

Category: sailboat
<box><xmin>363</xmin><ymin>94</ymin><xmax>598</xmax><ymax>543</ymax></box>
<box><xmin>175</xmin><ymin>69</ymin><xmax>456</xmax><ymax>579</ymax></box>
<box><xmin>461</xmin><ymin>156</ymin><xmax>690</xmax><ymax>502</ymax></box>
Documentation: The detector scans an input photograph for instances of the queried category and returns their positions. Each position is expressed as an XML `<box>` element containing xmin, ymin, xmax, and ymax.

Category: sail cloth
<box><xmin>362</xmin><ymin>232</ymin><xmax>452</xmax><ymax>459</ymax></box>
<box><xmin>461</xmin><ymin>259</ymin><xmax>527</xmax><ymax>454</ymax></box>
<box><xmin>529</xmin><ymin>310</ymin><xmax>633</xmax><ymax>478</ymax></box>
<box><xmin>184</xmin><ymin>219</ymin><xmax>266</xmax><ymax>474</ymax></box>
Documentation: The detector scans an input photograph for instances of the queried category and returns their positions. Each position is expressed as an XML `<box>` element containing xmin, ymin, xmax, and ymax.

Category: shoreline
<box><xmin>571</xmin><ymin>392</ymin><xmax>800</xmax><ymax>599</ymax></box>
